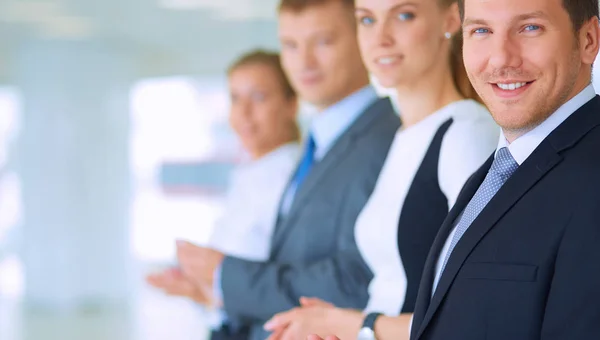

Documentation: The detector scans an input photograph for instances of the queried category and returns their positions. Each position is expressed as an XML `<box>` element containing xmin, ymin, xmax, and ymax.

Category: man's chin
<box><xmin>490</xmin><ymin>110</ymin><xmax>542</xmax><ymax>137</ymax></box>
<box><xmin>302</xmin><ymin>93</ymin><xmax>334</xmax><ymax>108</ymax></box>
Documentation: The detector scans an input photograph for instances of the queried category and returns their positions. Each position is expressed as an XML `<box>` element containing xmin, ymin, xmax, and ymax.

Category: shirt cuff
<box><xmin>213</xmin><ymin>263</ymin><xmax>224</xmax><ymax>305</ymax></box>
<box><xmin>212</xmin><ymin>263</ymin><xmax>229</xmax><ymax>328</ymax></box>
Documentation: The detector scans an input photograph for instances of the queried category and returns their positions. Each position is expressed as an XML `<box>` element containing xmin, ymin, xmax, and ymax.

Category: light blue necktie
<box><xmin>434</xmin><ymin>147</ymin><xmax>519</xmax><ymax>292</ymax></box>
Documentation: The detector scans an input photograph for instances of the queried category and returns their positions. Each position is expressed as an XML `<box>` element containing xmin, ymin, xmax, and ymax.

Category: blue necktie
<box><xmin>292</xmin><ymin>134</ymin><xmax>316</xmax><ymax>189</ymax></box>
<box><xmin>433</xmin><ymin>147</ymin><xmax>519</xmax><ymax>292</ymax></box>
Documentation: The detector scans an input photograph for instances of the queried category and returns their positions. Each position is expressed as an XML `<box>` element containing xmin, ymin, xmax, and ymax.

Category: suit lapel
<box><xmin>271</xmin><ymin>98</ymin><xmax>392</xmax><ymax>253</ymax></box>
<box><xmin>416</xmin><ymin>145</ymin><xmax>562</xmax><ymax>338</ymax></box>
<box><xmin>415</xmin><ymin>95</ymin><xmax>600</xmax><ymax>339</ymax></box>
<box><xmin>270</xmin><ymin>137</ymin><xmax>353</xmax><ymax>255</ymax></box>
<box><xmin>410</xmin><ymin>156</ymin><xmax>492</xmax><ymax>339</ymax></box>
<box><xmin>287</xmin><ymin>135</ymin><xmax>353</xmax><ymax>212</ymax></box>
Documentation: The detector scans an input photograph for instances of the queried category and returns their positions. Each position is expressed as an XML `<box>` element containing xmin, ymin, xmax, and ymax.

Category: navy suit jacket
<box><xmin>411</xmin><ymin>96</ymin><xmax>600</xmax><ymax>340</ymax></box>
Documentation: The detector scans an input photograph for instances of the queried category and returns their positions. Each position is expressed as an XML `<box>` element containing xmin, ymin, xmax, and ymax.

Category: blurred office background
<box><xmin>0</xmin><ymin>1</ymin><xmax>599</xmax><ymax>339</ymax></box>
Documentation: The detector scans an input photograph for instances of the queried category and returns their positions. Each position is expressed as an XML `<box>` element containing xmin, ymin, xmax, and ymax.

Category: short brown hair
<box><xmin>227</xmin><ymin>49</ymin><xmax>296</xmax><ymax>99</ymax></box>
<box><xmin>278</xmin><ymin>0</ymin><xmax>354</xmax><ymax>13</ymax></box>
<box><xmin>457</xmin><ymin>0</ymin><xmax>599</xmax><ymax>32</ymax></box>
<box><xmin>561</xmin><ymin>0</ymin><xmax>600</xmax><ymax>32</ymax></box>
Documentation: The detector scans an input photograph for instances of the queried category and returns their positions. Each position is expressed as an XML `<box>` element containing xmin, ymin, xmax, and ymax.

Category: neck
<box><xmin>395</xmin><ymin>63</ymin><xmax>463</xmax><ymax>129</ymax></box>
<box><xmin>315</xmin><ymin>74</ymin><xmax>371</xmax><ymax>112</ymax></box>
<box><xmin>502</xmin><ymin>129</ymin><xmax>526</xmax><ymax>145</ymax></box>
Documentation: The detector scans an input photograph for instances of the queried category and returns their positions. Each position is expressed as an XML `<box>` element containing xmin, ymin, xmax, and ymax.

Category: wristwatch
<box><xmin>357</xmin><ymin>312</ymin><xmax>382</xmax><ymax>340</ymax></box>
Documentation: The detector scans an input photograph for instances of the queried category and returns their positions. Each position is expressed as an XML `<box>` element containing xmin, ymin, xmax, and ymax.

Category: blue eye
<box><xmin>359</xmin><ymin>16</ymin><xmax>375</xmax><ymax>25</ymax></box>
<box><xmin>524</xmin><ymin>24</ymin><xmax>540</xmax><ymax>31</ymax></box>
<box><xmin>398</xmin><ymin>12</ymin><xmax>414</xmax><ymax>21</ymax></box>
<box><xmin>473</xmin><ymin>28</ymin><xmax>489</xmax><ymax>34</ymax></box>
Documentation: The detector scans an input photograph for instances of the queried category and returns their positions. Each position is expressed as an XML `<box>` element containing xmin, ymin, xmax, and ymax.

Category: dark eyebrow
<box><xmin>463</xmin><ymin>11</ymin><xmax>548</xmax><ymax>27</ymax></box>
<box><xmin>514</xmin><ymin>10</ymin><xmax>548</xmax><ymax>21</ymax></box>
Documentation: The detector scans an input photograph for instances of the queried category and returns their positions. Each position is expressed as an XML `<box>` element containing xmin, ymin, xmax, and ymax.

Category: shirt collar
<box><xmin>238</xmin><ymin>142</ymin><xmax>300</xmax><ymax>175</ymax></box>
<box><xmin>309</xmin><ymin>85</ymin><xmax>378</xmax><ymax>159</ymax></box>
<box><xmin>496</xmin><ymin>83</ymin><xmax>596</xmax><ymax>164</ymax></box>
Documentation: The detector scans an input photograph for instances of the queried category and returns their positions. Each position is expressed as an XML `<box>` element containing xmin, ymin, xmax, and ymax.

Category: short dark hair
<box><xmin>562</xmin><ymin>0</ymin><xmax>600</xmax><ymax>32</ymax></box>
<box><xmin>278</xmin><ymin>0</ymin><xmax>354</xmax><ymax>13</ymax></box>
<box><xmin>457</xmin><ymin>0</ymin><xmax>599</xmax><ymax>32</ymax></box>
<box><xmin>227</xmin><ymin>49</ymin><xmax>296</xmax><ymax>99</ymax></box>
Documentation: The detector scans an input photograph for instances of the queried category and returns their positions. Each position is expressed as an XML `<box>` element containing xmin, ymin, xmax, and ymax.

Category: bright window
<box><xmin>0</xmin><ymin>87</ymin><xmax>24</xmax><ymax>298</ymax></box>
<box><xmin>129</xmin><ymin>76</ymin><xmax>239</xmax><ymax>262</ymax></box>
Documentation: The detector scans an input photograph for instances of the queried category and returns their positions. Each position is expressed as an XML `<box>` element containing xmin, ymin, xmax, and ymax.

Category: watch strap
<box><xmin>362</xmin><ymin>312</ymin><xmax>383</xmax><ymax>331</ymax></box>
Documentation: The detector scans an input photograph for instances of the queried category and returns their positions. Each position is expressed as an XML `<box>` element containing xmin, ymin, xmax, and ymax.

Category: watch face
<box><xmin>357</xmin><ymin>327</ymin><xmax>375</xmax><ymax>340</ymax></box>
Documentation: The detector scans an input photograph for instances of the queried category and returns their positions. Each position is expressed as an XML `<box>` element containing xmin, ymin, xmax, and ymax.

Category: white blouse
<box><xmin>355</xmin><ymin>99</ymin><xmax>500</xmax><ymax>315</ymax></box>
<box><xmin>208</xmin><ymin>142</ymin><xmax>300</xmax><ymax>261</ymax></box>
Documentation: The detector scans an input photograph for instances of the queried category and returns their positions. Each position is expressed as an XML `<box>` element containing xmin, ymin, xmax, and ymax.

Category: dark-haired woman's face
<box><xmin>355</xmin><ymin>0</ymin><xmax>459</xmax><ymax>88</ymax></box>
<box><xmin>228</xmin><ymin>63</ymin><xmax>298</xmax><ymax>158</ymax></box>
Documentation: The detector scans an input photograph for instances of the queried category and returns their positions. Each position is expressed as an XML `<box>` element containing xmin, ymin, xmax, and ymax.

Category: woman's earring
<box><xmin>444</xmin><ymin>32</ymin><xmax>452</xmax><ymax>39</ymax></box>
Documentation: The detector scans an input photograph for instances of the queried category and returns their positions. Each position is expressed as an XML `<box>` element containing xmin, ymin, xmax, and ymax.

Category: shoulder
<box><xmin>563</xmin><ymin>125</ymin><xmax>600</xmax><ymax>187</ymax></box>
<box><xmin>437</xmin><ymin>101</ymin><xmax>498</xmax><ymax>206</ymax></box>
<box><xmin>443</xmin><ymin>100</ymin><xmax>500</xmax><ymax>151</ymax></box>
<box><xmin>342</xmin><ymin>105</ymin><xmax>399</xmax><ymax>167</ymax></box>
<box><xmin>361</xmin><ymin>97</ymin><xmax>399</xmax><ymax>128</ymax></box>
<box><xmin>438</xmin><ymin>100</ymin><xmax>498</xmax><ymax>178</ymax></box>
<box><xmin>366</xmin><ymin>96</ymin><xmax>394</xmax><ymax>114</ymax></box>
<box><xmin>359</xmin><ymin>98</ymin><xmax>400</xmax><ymax>142</ymax></box>
<box><xmin>448</xmin><ymin>100</ymin><xmax>496</xmax><ymax>127</ymax></box>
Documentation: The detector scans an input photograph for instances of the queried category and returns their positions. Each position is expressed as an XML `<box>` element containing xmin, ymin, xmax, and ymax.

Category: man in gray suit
<box><xmin>174</xmin><ymin>0</ymin><xmax>400</xmax><ymax>339</ymax></box>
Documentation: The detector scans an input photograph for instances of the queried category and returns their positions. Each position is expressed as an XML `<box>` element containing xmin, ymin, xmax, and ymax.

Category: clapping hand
<box><xmin>175</xmin><ymin>240</ymin><xmax>225</xmax><ymax>287</ymax></box>
<box><xmin>146</xmin><ymin>267</ymin><xmax>212</xmax><ymax>305</ymax></box>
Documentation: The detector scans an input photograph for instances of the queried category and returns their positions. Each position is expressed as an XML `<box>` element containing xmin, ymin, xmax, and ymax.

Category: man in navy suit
<box><xmin>409</xmin><ymin>0</ymin><xmax>600</xmax><ymax>339</ymax></box>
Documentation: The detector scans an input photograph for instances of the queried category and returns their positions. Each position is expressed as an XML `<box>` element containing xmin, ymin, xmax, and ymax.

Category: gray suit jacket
<box><xmin>220</xmin><ymin>97</ymin><xmax>400</xmax><ymax>340</ymax></box>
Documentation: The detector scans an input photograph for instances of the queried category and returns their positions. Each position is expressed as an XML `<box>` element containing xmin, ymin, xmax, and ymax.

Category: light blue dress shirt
<box><xmin>279</xmin><ymin>85</ymin><xmax>379</xmax><ymax>215</ymax></box>
<box><xmin>213</xmin><ymin>85</ymin><xmax>379</xmax><ymax>328</ymax></box>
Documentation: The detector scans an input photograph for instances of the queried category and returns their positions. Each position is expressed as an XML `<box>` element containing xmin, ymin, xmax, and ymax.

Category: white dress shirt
<box><xmin>432</xmin><ymin>84</ymin><xmax>596</xmax><ymax>292</ymax></box>
<box><xmin>207</xmin><ymin>142</ymin><xmax>300</xmax><ymax>261</ymax></box>
<box><xmin>356</xmin><ymin>99</ymin><xmax>499</xmax><ymax>315</ymax></box>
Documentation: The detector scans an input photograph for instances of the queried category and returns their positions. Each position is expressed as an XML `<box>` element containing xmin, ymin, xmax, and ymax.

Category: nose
<box><xmin>299</xmin><ymin>45</ymin><xmax>318</xmax><ymax>70</ymax></box>
<box><xmin>232</xmin><ymin>99</ymin><xmax>252</xmax><ymax>120</ymax></box>
<box><xmin>488</xmin><ymin>33</ymin><xmax>523</xmax><ymax>70</ymax></box>
<box><xmin>373</xmin><ymin>19</ymin><xmax>395</xmax><ymax>48</ymax></box>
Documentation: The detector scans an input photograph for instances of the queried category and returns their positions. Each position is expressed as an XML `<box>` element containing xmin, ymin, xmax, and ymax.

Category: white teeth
<box><xmin>497</xmin><ymin>82</ymin><xmax>528</xmax><ymax>90</ymax></box>
<box><xmin>376</xmin><ymin>57</ymin><xmax>398</xmax><ymax>65</ymax></box>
